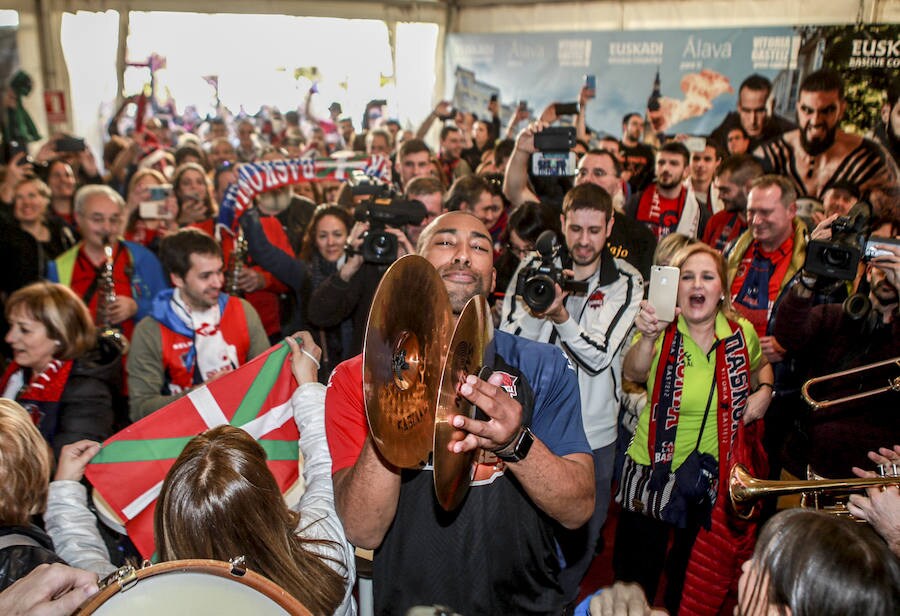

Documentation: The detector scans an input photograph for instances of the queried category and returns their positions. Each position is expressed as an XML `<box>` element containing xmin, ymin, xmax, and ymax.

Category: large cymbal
<box><xmin>363</xmin><ymin>255</ymin><xmax>452</xmax><ymax>468</ymax></box>
<box><xmin>433</xmin><ymin>295</ymin><xmax>493</xmax><ymax>511</ymax></box>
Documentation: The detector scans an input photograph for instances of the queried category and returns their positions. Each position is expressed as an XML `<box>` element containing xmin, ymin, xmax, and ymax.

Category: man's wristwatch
<box><xmin>494</xmin><ymin>427</ymin><xmax>535</xmax><ymax>463</ymax></box>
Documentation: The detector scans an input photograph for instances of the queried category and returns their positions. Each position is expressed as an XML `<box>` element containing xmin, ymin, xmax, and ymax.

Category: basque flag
<box><xmin>85</xmin><ymin>341</ymin><xmax>301</xmax><ymax>558</ymax></box>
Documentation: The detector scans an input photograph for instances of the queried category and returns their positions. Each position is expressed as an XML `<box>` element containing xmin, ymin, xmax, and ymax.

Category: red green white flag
<box><xmin>85</xmin><ymin>341</ymin><xmax>300</xmax><ymax>559</ymax></box>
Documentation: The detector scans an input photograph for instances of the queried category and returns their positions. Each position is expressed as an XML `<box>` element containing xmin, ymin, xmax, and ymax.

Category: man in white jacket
<box><xmin>500</xmin><ymin>182</ymin><xmax>642</xmax><ymax>603</ymax></box>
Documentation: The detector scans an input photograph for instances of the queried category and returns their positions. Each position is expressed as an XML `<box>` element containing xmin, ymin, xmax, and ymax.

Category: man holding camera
<box><xmin>504</xmin><ymin>121</ymin><xmax>656</xmax><ymax>280</ymax></box>
<box><xmin>773</xmin><ymin>218</ymin><xmax>900</xmax><ymax>477</ymax></box>
<box><xmin>500</xmin><ymin>182</ymin><xmax>642</xmax><ymax>602</ymax></box>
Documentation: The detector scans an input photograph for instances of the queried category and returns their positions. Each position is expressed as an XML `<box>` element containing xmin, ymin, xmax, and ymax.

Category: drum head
<box><xmin>75</xmin><ymin>560</ymin><xmax>312</xmax><ymax>616</ymax></box>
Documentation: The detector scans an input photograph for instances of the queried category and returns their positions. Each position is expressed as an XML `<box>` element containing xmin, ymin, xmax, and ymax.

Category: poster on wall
<box><xmin>445</xmin><ymin>24</ymin><xmax>898</xmax><ymax>140</ymax></box>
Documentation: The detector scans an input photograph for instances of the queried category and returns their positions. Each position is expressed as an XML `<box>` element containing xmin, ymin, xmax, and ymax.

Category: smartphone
<box><xmin>534</xmin><ymin>126</ymin><xmax>576</xmax><ymax>152</ymax></box>
<box><xmin>490</xmin><ymin>93</ymin><xmax>499</xmax><ymax>103</ymax></box>
<box><xmin>685</xmin><ymin>136</ymin><xmax>707</xmax><ymax>153</ymax></box>
<box><xmin>648</xmin><ymin>265</ymin><xmax>680</xmax><ymax>323</ymax></box>
<box><xmin>554</xmin><ymin>102</ymin><xmax>579</xmax><ymax>116</ymax></box>
<box><xmin>532</xmin><ymin>151</ymin><xmax>577</xmax><ymax>177</ymax></box>
<box><xmin>518</xmin><ymin>100</ymin><xmax>528</xmax><ymax>112</ymax></box>
<box><xmin>584</xmin><ymin>74</ymin><xmax>597</xmax><ymax>95</ymax></box>
<box><xmin>55</xmin><ymin>136</ymin><xmax>86</xmax><ymax>152</ymax></box>
<box><xmin>139</xmin><ymin>184</ymin><xmax>173</xmax><ymax>220</ymax></box>
<box><xmin>863</xmin><ymin>236</ymin><xmax>900</xmax><ymax>260</ymax></box>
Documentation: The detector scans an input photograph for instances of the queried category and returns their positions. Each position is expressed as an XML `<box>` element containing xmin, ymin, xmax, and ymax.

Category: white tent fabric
<box><xmin>5</xmin><ymin>0</ymin><xmax>898</xmax><ymax>141</ymax></box>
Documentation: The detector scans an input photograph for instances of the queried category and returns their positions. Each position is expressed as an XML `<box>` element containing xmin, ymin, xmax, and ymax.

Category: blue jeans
<box><xmin>557</xmin><ymin>442</ymin><xmax>616</xmax><ymax>603</ymax></box>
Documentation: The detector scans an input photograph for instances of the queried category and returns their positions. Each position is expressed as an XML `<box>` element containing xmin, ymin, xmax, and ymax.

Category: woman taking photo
<box><xmin>44</xmin><ymin>159</ymin><xmax>79</xmax><ymax>231</ymax></box>
<box><xmin>613</xmin><ymin>243</ymin><xmax>773</xmax><ymax>615</ymax></box>
<box><xmin>0</xmin><ymin>281</ymin><xmax>120</xmax><ymax>456</ymax></box>
<box><xmin>172</xmin><ymin>162</ymin><xmax>217</xmax><ymax>235</ymax></box>
<box><xmin>123</xmin><ymin>168</ymin><xmax>178</xmax><ymax>250</ymax></box>
<box><xmin>12</xmin><ymin>177</ymin><xmax>76</xmax><ymax>263</ymax></box>
<box><xmin>240</xmin><ymin>204</ymin><xmax>355</xmax><ymax>382</ymax></box>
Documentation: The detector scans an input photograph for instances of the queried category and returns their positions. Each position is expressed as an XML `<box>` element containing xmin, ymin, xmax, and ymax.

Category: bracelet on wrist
<box><xmin>754</xmin><ymin>382</ymin><xmax>774</xmax><ymax>394</ymax></box>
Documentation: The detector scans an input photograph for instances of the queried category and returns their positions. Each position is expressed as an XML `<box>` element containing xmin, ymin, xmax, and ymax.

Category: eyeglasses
<box><xmin>506</xmin><ymin>243</ymin><xmax>534</xmax><ymax>258</ymax></box>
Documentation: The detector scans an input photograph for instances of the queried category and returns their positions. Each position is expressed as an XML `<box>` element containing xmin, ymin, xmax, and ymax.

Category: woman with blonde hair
<box><xmin>1</xmin><ymin>281</ymin><xmax>121</xmax><ymax>455</ymax></box>
<box><xmin>0</xmin><ymin>399</ymin><xmax>64</xmax><ymax>591</ymax></box>
<box><xmin>12</xmin><ymin>177</ymin><xmax>76</xmax><ymax>263</ymax></box>
<box><xmin>614</xmin><ymin>242</ymin><xmax>773</xmax><ymax>614</ymax></box>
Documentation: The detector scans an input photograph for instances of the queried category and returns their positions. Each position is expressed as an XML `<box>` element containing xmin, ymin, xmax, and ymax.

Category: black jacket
<box><xmin>0</xmin><ymin>525</ymin><xmax>65</xmax><ymax>592</ymax></box>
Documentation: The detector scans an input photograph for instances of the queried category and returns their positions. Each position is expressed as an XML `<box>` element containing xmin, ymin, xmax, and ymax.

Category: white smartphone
<box><xmin>648</xmin><ymin>265</ymin><xmax>680</xmax><ymax>323</ymax></box>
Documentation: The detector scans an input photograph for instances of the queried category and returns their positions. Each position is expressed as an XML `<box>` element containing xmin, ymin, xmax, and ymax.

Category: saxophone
<box><xmin>224</xmin><ymin>227</ymin><xmax>249</xmax><ymax>297</ymax></box>
<box><xmin>97</xmin><ymin>235</ymin><xmax>130</xmax><ymax>354</ymax></box>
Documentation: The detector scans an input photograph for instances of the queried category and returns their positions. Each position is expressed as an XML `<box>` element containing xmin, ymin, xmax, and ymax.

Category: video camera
<box><xmin>515</xmin><ymin>230</ymin><xmax>588</xmax><ymax>312</ymax></box>
<box><xmin>349</xmin><ymin>171</ymin><xmax>427</xmax><ymax>265</ymax></box>
<box><xmin>804</xmin><ymin>201</ymin><xmax>873</xmax><ymax>281</ymax></box>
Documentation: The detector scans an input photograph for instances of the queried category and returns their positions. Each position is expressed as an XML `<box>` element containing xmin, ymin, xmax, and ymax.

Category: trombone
<box><xmin>728</xmin><ymin>464</ymin><xmax>900</xmax><ymax>520</ymax></box>
<box><xmin>801</xmin><ymin>356</ymin><xmax>900</xmax><ymax>411</ymax></box>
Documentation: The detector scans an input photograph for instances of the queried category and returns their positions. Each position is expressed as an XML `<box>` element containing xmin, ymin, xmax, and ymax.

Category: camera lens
<box><xmin>363</xmin><ymin>231</ymin><xmax>398</xmax><ymax>264</ymax></box>
<box><xmin>823</xmin><ymin>247</ymin><xmax>850</xmax><ymax>268</ymax></box>
<box><xmin>523</xmin><ymin>274</ymin><xmax>556</xmax><ymax>313</ymax></box>
<box><xmin>371</xmin><ymin>234</ymin><xmax>391</xmax><ymax>256</ymax></box>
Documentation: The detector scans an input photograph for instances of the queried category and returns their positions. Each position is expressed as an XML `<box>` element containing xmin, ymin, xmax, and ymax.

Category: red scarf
<box><xmin>636</xmin><ymin>184</ymin><xmax>686</xmax><ymax>239</ymax></box>
<box><xmin>647</xmin><ymin>318</ymin><xmax>753</xmax><ymax>488</ymax></box>
<box><xmin>679</xmin><ymin>322</ymin><xmax>768</xmax><ymax>616</ymax></box>
<box><xmin>0</xmin><ymin>359</ymin><xmax>74</xmax><ymax>441</ymax></box>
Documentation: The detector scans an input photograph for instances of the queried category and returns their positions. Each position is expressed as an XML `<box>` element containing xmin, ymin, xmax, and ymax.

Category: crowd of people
<box><xmin>0</xmin><ymin>63</ymin><xmax>898</xmax><ymax>616</ymax></box>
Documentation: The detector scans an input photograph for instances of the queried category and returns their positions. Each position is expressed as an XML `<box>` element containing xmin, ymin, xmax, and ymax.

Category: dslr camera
<box><xmin>804</xmin><ymin>201</ymin><xmax>872</xmax><ymax>281</ymax></box>
<box><xmin>349</xmin><ymin>171</ymin><xmax>427</xmax><ymax>265</ymax></box>
<box><xmin>515</xmin><ymin>230</ymin><xmax>588</xmax><ymax>312</ymax></box>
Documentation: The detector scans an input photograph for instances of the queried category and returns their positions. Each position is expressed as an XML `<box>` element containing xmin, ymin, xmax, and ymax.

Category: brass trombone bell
<box><xmin>801</xmin><ymin>356</ymin><xmax>900</xmax><ymax>411</ymax></box>
<box><xmin>728</xmin><ymin>464</ymin><xmax>900</xmax><ymax>520</ymax></box>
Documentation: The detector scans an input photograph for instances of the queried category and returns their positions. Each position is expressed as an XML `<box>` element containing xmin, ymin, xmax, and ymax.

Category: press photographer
<box><xmin>307</xmin><ymin>174</ymin><xmax>423</xmax><ymax>355</ymax></box>
<box><xmin>348</xmin><ymin>172</ymin><xmax>427</xmax><ymax>264</ymax></box>
<box><xmin>773</xmin><ymin>214</ymin><xmax>900</xmax><ymax>478</ymax></box>
<box><xmin>499</xmin><ymin>182</ymin><xmax>642</xmax><ymax>603</ymax></box>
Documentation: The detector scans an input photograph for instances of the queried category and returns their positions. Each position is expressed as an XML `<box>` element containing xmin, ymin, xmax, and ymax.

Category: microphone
<box><xmin>534</xmin><ymin>230</ymin><xmax>557</xmax><ymax>259</ymax></box>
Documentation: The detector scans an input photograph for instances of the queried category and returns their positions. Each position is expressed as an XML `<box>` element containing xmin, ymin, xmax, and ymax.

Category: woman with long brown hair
<box><xmin>45</xmin><ymin>333</ymin><xmax>354</xmax><ymax>614</ymax></box>
<box><xmin>154</xmin><ymin>332</ymin><xmax>353</xmax><ymax>615</ymax></box>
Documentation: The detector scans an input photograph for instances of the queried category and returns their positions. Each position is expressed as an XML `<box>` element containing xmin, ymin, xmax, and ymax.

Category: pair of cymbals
<box><xmin>363</xmin><ymin>255</ymin><xmax>493</xmax><ymax>510</ymax></box>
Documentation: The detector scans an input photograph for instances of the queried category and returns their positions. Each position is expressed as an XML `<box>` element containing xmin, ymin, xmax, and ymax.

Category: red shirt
<box><xmin>730</xmin><ymin>234</ymin><xmax>794</xmax><ymax>337</ymax></box>
<box><xmin>221</xmin><ymin>217</ymin><xmax>293</xmax><ymax>337</ymax></box>
<box><xmin>71</xmin><ymin>243</ymin><xmax>135</xmax><ymax>339</ymax></box>
<box><xmin>636</xmin><ymin>185</ymin><xmax>686</xmax><ymax>239</ymax></box>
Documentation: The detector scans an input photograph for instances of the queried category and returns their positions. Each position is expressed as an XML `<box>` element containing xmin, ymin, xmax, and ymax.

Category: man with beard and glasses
<box><xmin>500</xmin><ymin>183</ymin><xmax>642</xmax><ymax>604</ymax></box>
<box><xmin>754</xmin><ymin>69</ymin><xmax>899</xmax><ymax>200</ymax></box>
<box><xmin>626</xmin><ymin>142</ymin><xmax>700</xmax><ymax>240</ymax></box>
<box><xmin>773</xmin><ymin>216</ymin><xmax>900</xmax><ymax>479</ymax></box>
<box><xmin>127</xmin><ymin>229</ymin><xmax>269</xmax><ymax>420</ymax></box>
<box><xmin>325</xmin><ymin>210</ymin><xmax>593</xmax><ymax>615</ymax></box>
<box><xmin>702</xmin><ymin>155</ymin><xmax>764</xmax><ymax>252</ymax></box>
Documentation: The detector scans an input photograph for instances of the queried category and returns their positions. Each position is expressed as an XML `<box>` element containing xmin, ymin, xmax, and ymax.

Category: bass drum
<box><xmin>74</xmin><ymin>559</ymin><xmax>312</xmax><ymax>616</ymax></box>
